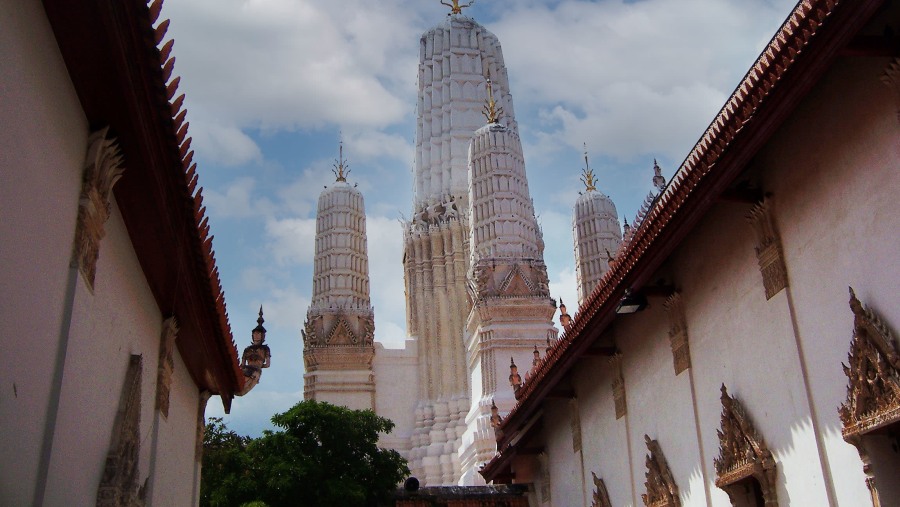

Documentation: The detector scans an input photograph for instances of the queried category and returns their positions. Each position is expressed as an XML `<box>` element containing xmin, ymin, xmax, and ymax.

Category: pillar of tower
<box><xmin>302</xmin><ymin>148</ymin><xmax>375</xmax><ymax>411</ymax></box>
<box><xmin>404</xmin><ymin>11</ymin><xmax>519</xmax><ymax>485</ymax></box>
<box><xmin>458</xmin><ymin>120</ymin><xmax>558</xmax><ymax>486</ymax></box>
<box><xmin>573</xmin><ymin>151</ymin><xmax>622</xmax><ymax>306</ymax></box>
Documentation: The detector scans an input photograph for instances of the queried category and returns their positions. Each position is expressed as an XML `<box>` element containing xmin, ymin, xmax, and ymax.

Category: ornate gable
<box><xmin>591</xmin><ymin>472</ymin><xmax>612</xmax><ymax>507</ymax></box>
<box><xmin>840</xmin><ymin>288</ymin><xmax>900</xmax><ymax>438</ymax></box>
<box><xmin>642</xmin><ymin>436</ymin><xmax>680</xmax><ymax>507</ymax></box>
<box><xmin>499</xmin><ymin>264</ymin><xmax>537</xmax><ymax>297</ymax></box>
<box><xmin>326</xmin><ymin>317</ymin><xmax>359</xmax><ymax>346</ymax></box>
<box><xmin>714</xmin><ymin>385</ymin><xmax>778</xmax><ymax>506</ymax></box>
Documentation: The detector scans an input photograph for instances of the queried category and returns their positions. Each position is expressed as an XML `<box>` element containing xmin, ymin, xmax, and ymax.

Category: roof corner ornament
<box><xmin>332</xmin><ymin>140</ymin><xmax>350</xmax><ymax>182</ymax></box>
<box><xmin>652</xmin><ymin>159</ymin><xmax>666</xmax><ymax>191</ymax></box>
<box><xmin>482</xmin><ymin>78</ymin><xmax>503</xmax><ymax>124</ymax></box>
<box><xmin>238</xmin><ymin>305</ymin><xmax>271</xmax><ymax>396</ymax></box>
<box><xmin>441</xmin><ymin>0</ymin><xmax>474</xmax><ymax>15</ymax></box>
<box><xmin>581</xmin><ymin>143</ymin><xmax>597</xmax><ymax>192</ymax></box>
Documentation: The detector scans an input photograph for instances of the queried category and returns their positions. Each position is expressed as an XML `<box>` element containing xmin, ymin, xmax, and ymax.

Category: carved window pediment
<box><xmin>641</xmin><ymin>436</ymin><xmax>680</xmax><ymax>507</ymax></box>
<box><xmin>714</xmin><ymin>385</ymin><xmax>778</xmax><ymax>506</ymax></box>
<box><xmin>746</xmin><ymin>199</ymin><xmax>788</xmax><ymax>300</ymax></box>
<box><xmin>591</xmin><ymin>472</ymin><xmax>612</xmax><ymax>507</ymax></box>
<box><xmin>840</xmin><ymin>288</ymin><xmax>900</xmax><ymax>439</ymax></box>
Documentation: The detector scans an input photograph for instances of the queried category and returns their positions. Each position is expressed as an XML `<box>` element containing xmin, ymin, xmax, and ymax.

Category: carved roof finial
<box><xmin>253</xmin><ymin>305</ymin><xmax>266</xmax><ymax>335</ymax></box>
<box><xmin>333</xmin><ymin>139</ymin><xmax>350</xmax><ymax>182</ymax></box>
<box><xmin>482</xmin><ymin>78</ymin><xmax>503</xmax><ymax>124</ymax></box>
<box><xmin>509</xmin><ymin>357</ymin><xmax>522</xmax><ymax>391</ymax></box>
<box><xmin>581</xmin><ymin>144</ymin><xmax>597</xmax><ymax>191</ymax></box>
<box><xmin>652</xmin><ymin>159</ymin><xmax>666</xmax><ymax>191</ymax></box>
<box><xmin>441</xmin><ymin>0</ymin><xmax>474</xmax><ymax>15</ymax></box>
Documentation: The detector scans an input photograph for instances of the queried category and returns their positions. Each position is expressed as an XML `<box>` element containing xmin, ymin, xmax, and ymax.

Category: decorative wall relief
<box><xmin>664</xmin><ymin>293</ymin><xmax>690</xmax><ymax>375</ymax></box>
<box><xmin>591</xmin><ymin>472</ymin><xmax>612</xmax><ymax>507</ymax></box>
<box><xmin>73</xmin><ymin>127</ymin><xmax>125</xmax><ymax>291</ymax></box>
<box><xmin>746</xmin><ymin>198</ymin><xmax>788</xmax><ymax>300</ymax></box>
<box><xmin>195</xmin><ymin>391</ymin><xmax>211</xmax><ymax>462</ymax></box>
<box><xmin>641</xmin><ymin>436</ymin><xmax>680</xmax><ymax>507</ymax></box>
<box><xmin>96</xmin><ymin>355</ymin><xmax>144</xmax><ymax>507</ymax></box>
<box><xmin>155</xmin><ymin>317</ymin><xmax>178</xmax><ymax>418</ymax></box>
<box><xmin>714</xmin><ymin>385</ymin><xmax>778</xmax><ymax>506</ymax></box>
<box><xmin>882</xmin><ymin>58</ymin><xmax>900</xmax><ymax>123</ymax></box>
<box><xmin>570</xmin><ymin>398</ymin><xmax>582</xmax><ymax>453</ymax></box>
<box><xmin>839</xmin><ymin>287</ymin><xmax>900</xmax><ymax>506</ymax></box>
<box><xmin>611</xmin><ymin>353</ymin><xmax>627</xmax><ymax>419</ymax></box>
<box><xmin>539</xmin><ymin>452</ymin><xmax>552</xmax><ymax>503</ymax></box>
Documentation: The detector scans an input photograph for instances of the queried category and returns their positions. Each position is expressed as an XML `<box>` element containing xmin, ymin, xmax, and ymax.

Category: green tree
<box><xmin>200</xmin><ymin>401</ymin><xmax>409</xmax><ymax>507</ymax></box>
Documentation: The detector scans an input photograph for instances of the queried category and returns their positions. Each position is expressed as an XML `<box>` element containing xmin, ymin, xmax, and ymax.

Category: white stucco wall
<box><xmin>758</xmin><ymin>55</ymin><xmax>899</xmax><ymax>505</ymax></box>
<box><xmin>0</xmin><ymin>0</ymin><xmax>88</xmax><ymax>504</ymax></box>
<box><xmin>374</xmin><ymin>340</ymin><xmax>419</xmax><ymax>458</ymax></box>
<box><xmin>43</xmin><ymin>196</ymin><xmax>164</xmax><ymax>506</ymax></box>
<box><xmin>150</xmin><ymin>347</ymin><xmax>202</xmax><ymax>505</ymax></box>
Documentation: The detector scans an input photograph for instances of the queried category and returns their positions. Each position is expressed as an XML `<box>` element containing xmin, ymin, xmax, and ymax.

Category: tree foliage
<box><xmin>200</xmin><ymin>401</ymin><xmax>409</xmax><ymax>507</ymax></box>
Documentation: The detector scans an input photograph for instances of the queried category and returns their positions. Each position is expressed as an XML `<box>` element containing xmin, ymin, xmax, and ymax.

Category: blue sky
<box><xmin>161</xmin><ymin>0</ymin><xmax>798</xmax><ymax>436</ymax></box>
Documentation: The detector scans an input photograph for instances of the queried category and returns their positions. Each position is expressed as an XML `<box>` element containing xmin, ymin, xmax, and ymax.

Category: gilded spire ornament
<box><xmin>581</xmin><ymin>144</ymin><xmax>597</xmax><ymax>191</ymax></box>
<box><xmin>482</xmin><ymin>78</ymin><xmax>503</xmax><ymax>124</ymax></box>
<box><xmin>332</xmin><ymin>140</ymin><xmax>350</xmax><ymax>182</ymax></box>
<box><xmin>441</xmin><ymin>0</ymin><xmax>474</xmax><ymax>15</ymax></box>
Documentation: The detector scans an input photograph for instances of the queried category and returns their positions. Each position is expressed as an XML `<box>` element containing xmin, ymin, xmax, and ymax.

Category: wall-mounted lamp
<box><xmin>616</xmin><ymin>290</ymin><xmax>648</xmax><ymax>314</ymax></box>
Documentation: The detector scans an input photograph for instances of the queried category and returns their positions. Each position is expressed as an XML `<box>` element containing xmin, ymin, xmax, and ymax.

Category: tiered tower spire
<box><xmin>302</xmin><ymin>144</ymin><xmax>376</xmax><ymax>410</ymax></box>
<box><xmin>459</xmin><ymin>103</ymin><xmax>557</xmax><ymax>485</ymax></box>
<box><xmin>573</xmin><ymin>147</ymin><xmax>621</xmax><ymax>305</ymax></box>
<box><xmin>403</xmin><ymin>10</ymin><xmax>517</xmax><ymax>486</ymax></box>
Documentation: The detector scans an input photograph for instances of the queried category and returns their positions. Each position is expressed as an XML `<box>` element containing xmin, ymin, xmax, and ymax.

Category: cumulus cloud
<box><xmin>265</xmin><ymin>217</ymin><xmax>317</xmax><ymax>266</ymax></box>
<box><xmin>365</xmin><ymin>215</ymin><xmax>408</xmax><ymax>346</ymax></box>
<box><xmin>490</xmin><ymin>0</ymin><xmax>795</xmax><ymax>160</ymax></box>
<box><xmin>205</xmin><ymin>176</ymin><xmax>276</xmax><ymax>219</ymax></box>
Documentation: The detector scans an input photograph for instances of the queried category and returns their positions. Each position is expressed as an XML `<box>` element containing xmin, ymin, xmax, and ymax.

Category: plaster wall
<box><xmin>758</xmin><ymin>55</ymin><xmax>900</xmax><ymax>505</ymax></box>
<box><xmin>374</xmin><ymin>340</ymin><xmax>419</xmax><ymax>458</ymax></box>
<box><xmin>616</xmin><ymin>306</ymin><xmax>709</xmax><ymax>506</ymax></box>
<box><xmin>0</xmin><ymin>0</ymin><xmax>88</xmax><ymax>503</ymax></box>
<box><xmin>573</xmin><ymin>355</ymin><xmax>633</xmax><ymax>506</ymax></box>
<box><xmin>542</xmin><ymin>398</ymin><xmax>583</xmax><ymax>506</ymax></box>
<box><xmin>150</xmin><ymin>348</ymin><xmax>202</xmax><ymax>505</ymax></box>
<box><xmin>44</xmin><ymin>196</ymin><xmax>164</xmax><ymax>506</ymax></box>
<box><xmin>670</xmin><ymin>202</ymin><xmax>830</xmax><ymax>506</ymax></box>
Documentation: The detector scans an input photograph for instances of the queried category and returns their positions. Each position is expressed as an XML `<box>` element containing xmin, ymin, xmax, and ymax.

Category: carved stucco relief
<box><xmin>155</xmin><ymin>317</ymin><xmax>178</xmax><ymax>418</ymax></box>
<box><xmin>746</xmin><ymin>198</ymin><xmax>788</xmax><ymax>300</ymax></box>
<box><xmin>882</xmin><ymin>58</ymin><xmax>900</xmax><ymax>123</ymax></box>
<box><xmin>570</xmin><ymin>398</ymin><xmax>582</xmax><ymax>453</ymax></box>
<box><xmin>96</xmin><ymin>355</ymin><xmax>145</xmax><ymax>507</ymax></box>
<box><xmin>73</xmin><ymin>127</ymin><xmax>125</xmax><ymax>291</ymax></box>
<box><xmin>590</xmin><ymin>472</ymin><xmax>612</xmax><ymax>507</ymax></box>
<box><xmin>611</xmin><ymin>353</ymin><xmax>626</xmax><ymax>420</ymax></box>
<box><xmin>839</xmin><ymin>287</ymin><xmax>900</xmax><ymax>506</ymax></box>
<box><xmin>642</xmin><ymin>436</ymin><xmax>680</xmax><ymax>507</ymax></box>
<box><xmin>664</xmin><ymin>292</ymin><xmax>690</xmax><ymax>375</ymax></box>
<box><xmin>714</xmin><ymin>385</ymin><xmax>778</xmax><ymax>506</ymax></box>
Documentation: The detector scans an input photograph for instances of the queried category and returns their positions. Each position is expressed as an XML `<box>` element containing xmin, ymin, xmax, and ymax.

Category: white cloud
<box><xmin>205</xmin><ymin>176</ymin><xmax>276</xmax><ymax>219</ymax></box>
<box><xmin>490</xmin><ymin>0</ymin><xmax>796</xmax><ymax>161</ymax></box>
<box><xmin>163</xmin><ymin>0</ymin><xmax>430</xmax><ymax>133</ymax></box>
<box><xmin>365</xmin><ymin>215</ymin><xmax>407</xmax><ymax>345</ymax></box>
<box><xmin>265</xmin><ymin>217</ymin><xmax>317</xmax><ymax>266</ymax></box>
<box><xmin>190</xmin><ymin>122</ymin><xmax>263</xmax><ymax>167</ymax></box>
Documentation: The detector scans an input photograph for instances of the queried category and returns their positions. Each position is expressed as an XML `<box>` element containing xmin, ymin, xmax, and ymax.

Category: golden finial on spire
<box><xmin>482</xmin><ymin>78</ymin><xmax>504</xmax><ymax>124</ymax></box>
<box><xmin>580</xmin><ymin>143</ymin><xmax>597</xmax><ymax>191</ymax></box>
<box><xmin>441</xmin><ymin>0</ymin><xmax>475</xmax><ymax>15</ymax></box>
<box><xmin>333</xmin><ymin>139</ymin><xmax>350</xmax><ymax>182</ymax></box>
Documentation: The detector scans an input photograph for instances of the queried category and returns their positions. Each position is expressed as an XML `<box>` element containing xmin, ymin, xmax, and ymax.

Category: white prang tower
<box><xmin>302</xmin><ymin>143</ymin><xmax>376</xmax><ymax>411</ymax></box>
<box><xmin>403</xmin><ymin>3</ymin><xmax>518</xmax><ymax>485</ymax></box>
<box><xmin>458</xmin><ymin>81</ymin><xmax>558</xmax><ymax>485</ymax></box>
<box><xmin>573</xmin><ymin>148</ymin><xmax>622</xmax><ymax>305</ymax></box>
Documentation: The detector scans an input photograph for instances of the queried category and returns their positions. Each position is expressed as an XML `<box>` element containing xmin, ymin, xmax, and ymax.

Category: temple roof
<box><xmin>43</xmin><ymin>0</ymin><xmax>244</xmax><ymax>410</ymax></box>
